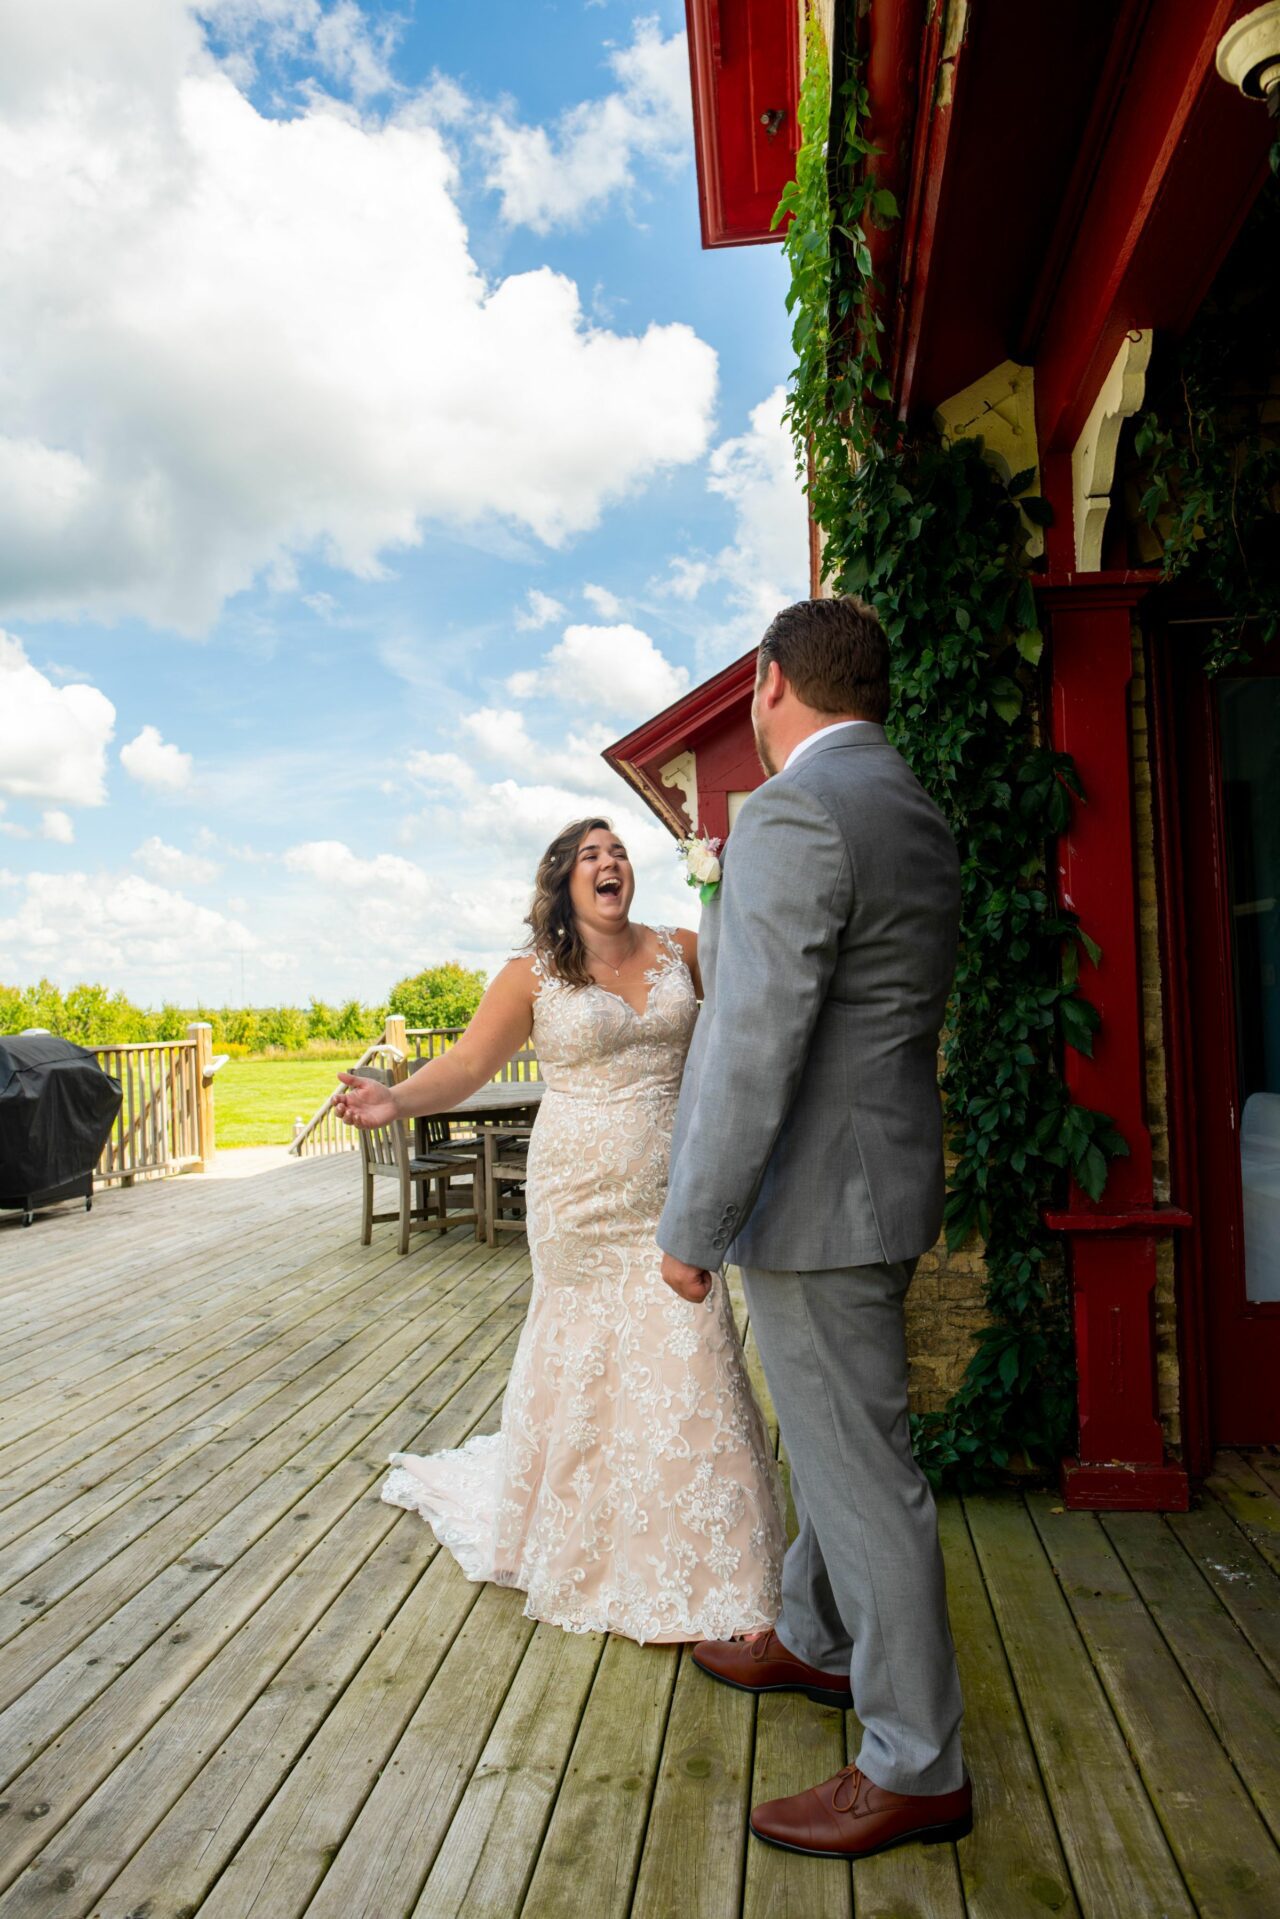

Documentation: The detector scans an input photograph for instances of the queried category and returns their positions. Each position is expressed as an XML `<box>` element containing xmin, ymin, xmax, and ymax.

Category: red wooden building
<box><xmin>605</xmin><ymin>0</ymin><xmax>1280</xmax><ymax>1508</ymax></box>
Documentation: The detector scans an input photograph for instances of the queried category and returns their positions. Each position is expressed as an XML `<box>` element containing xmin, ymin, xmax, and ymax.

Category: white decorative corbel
<box><xmin>933</xmin><ymin>360</ymin><xmax>1043</xmax><ymax>556</ymax></box>
<box><xmin>1072</xmin><ymin>328</ymin><xmax>1153</xmax><ymax>572</ymax></box>
<box><xmin>659</xmin><ymin>750</ymin><xmax>698</xmax><ymax>835</ymax></box>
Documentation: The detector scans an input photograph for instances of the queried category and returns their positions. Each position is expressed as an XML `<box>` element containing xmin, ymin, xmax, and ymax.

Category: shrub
<box><xmin>387</xmin><ymin>962</ymin><xmax>487</xmax><ymax>1033</ymax></box>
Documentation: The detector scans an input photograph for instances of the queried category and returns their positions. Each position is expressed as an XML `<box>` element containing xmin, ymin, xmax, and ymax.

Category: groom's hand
<box><xmin>661</xmin><ymin>1253</ymin><xmax>714</xmax><ymax>1303</ymax></box>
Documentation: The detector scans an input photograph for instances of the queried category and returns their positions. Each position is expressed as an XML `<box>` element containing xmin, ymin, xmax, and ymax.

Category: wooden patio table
<box><xmin>407</xmin><ymin>1071</ymin><xmax>543</xmax><ymax>1239</ymax></box>
<box><xmin>405</xmin><ymin>1071</ymin><xmax>543</xmax><ymax>1152</ymax></box>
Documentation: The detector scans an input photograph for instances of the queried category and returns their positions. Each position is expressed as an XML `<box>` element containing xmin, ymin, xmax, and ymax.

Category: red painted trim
<box><xmin>1017</xmin><ymin>0</ymin><xmax>1155</xmax><ymax>360</ymax></box>
<box><xmin>603</xmin><ymin>648</ymin><xmax>759</xmax><ymax>839</ymax></box>
<box><xmin>1148</xmin><ymin>626</ymin><xmax>1212</xmax><ymax>1478</ymax></box>
<box><xmin>1173</xmin><ymin>639</ymin><xmax>1280</xmax><ymax>1444</ymax></box>
<box><xmin>1033</xmin><ymin>0</ymin><xmax>1257</xmax><ymax>452</ymax></box>
<box><xmin>606</xmin><ymin>647</ymin><xmax>757</xmax><ymax>771</ymax></box>
<box><xmin>1039</xmin><ymin>581</ymin><xmax>1155</xmax><ymax>1206</ymax></box>
<box><xmin>1043</xmin><ymin>1207</ymin><xmax>1191</xmax><ymax>1235</ymax></box>
<box><xmin>1037</xmin><ymin>569</ymin><xmax>1161</xmax><ymax>598</ymax></box>
<box><xmin>1061</xmin><ymin>1459</ymin><xmax>1190</xmax><ymax>1512</ymax></box>
<box><xmin>855</xmin><ymin>0</ymin><xmax>928</xmax><ymax>409</ymax></box>
<box><xmin>807</xmin><ymin>443</ymin><xmax>823</xmax><ymax>596</ymax></box>
<box><xmin>1039</xmin><ymin>573</ymin><xmax>1193</xmax><ymax>1503</ymax></box>
<box><xmin>685</xmin><ymin>0</ymin><xmax>721</xmax><ymax>250</ymax></box>
<box><xmin>891</xmin><ymin>0</ymin><xmax>957</xmax><ymax>416</ymax></box>
<box><xmin>684</xmin><ymin>0</ymin><xmax>800</xmax><ymax>249</ymax></box>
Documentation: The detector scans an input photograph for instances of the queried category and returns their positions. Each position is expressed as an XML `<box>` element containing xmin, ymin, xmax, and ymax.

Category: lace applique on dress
<box><xmin>380</xmin><ymin>926</ymin><xmax>785</xmax><ymax>1644</ymax></box>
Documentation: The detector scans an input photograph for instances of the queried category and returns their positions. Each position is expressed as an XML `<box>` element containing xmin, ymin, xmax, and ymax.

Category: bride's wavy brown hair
<box><xmin>524</xmin><ymin>817</ymin><xmax>615</xmax><ymax>987</ymax></box>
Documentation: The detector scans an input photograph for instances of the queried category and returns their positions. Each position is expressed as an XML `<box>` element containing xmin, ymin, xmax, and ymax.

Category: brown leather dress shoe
<box><xmin>691</xmin><ymin>1629</ymin><xmax>853</xmax><ymax>1708</ymax></box>
<box><xmin>751</xmin><ymin>1764</ymin><xmax>973</xmax><ymax>1859</ymax></box>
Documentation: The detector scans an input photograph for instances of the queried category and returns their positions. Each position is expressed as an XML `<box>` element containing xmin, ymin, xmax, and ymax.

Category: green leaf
<box><xmin>1059</xmin><ymin>995</ymin><xmax>1099</xmax><ymax>1057</ymax></box>
<box><xmin>1019</xmin><ymin>495</ymin><xmax>1054</xmax><ymax>528</ymax></box>
<box><xmin>872</xmin><ymin>186</ymin><xmax>899</xmax><ymax>220</ymax></box>
<box><xmin>990</xmin><ymin>677</ymin><xmax>1023</xmax><ymax>724</ymax></box>
<box><xmin>1079</xmin><ymin>1142</ymin><xmax>1108</xmax><ymax>1200</ymax></box>
<box><xmin>1006</xmin><ymin>466</ymin><xmax>1037</xmax><ymax>496</ymax></box>
<box><xmin>1015</xmin><ymin>628</ymin><xmax>1044</xmax><ymax>665</ymax></box>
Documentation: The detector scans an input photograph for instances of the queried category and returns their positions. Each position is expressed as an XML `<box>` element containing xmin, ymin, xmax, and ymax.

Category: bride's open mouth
<box><xmin>596</xmin><ymin>877</ymin><xmax>623</xmax><ymax>898</ymax></box>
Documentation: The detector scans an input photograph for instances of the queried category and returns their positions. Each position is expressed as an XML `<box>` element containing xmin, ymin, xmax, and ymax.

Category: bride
<box><xmin>333</xmin><ymin>817</ymin><xmax>784</xmax><ymax>1644</ymax></box>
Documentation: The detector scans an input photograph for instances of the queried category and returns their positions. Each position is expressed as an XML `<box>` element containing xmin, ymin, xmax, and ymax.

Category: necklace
<box><xmin>581</xmin><ymin>926</ymin><xmax>638</xmax><ymax>977</ymax></box>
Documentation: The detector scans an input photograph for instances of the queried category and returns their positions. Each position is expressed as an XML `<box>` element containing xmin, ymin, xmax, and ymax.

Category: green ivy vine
<box><xmin>776</xmin><ymin>11</ymin><xmax>1127</xmax><ymax>1485</ymax></box>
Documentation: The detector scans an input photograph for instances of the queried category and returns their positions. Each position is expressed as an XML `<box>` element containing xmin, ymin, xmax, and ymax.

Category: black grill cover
<box><xmin>0</xmin><ymin>1035</ymin><xmax>123</xmax><ymax>1196</ymax></box>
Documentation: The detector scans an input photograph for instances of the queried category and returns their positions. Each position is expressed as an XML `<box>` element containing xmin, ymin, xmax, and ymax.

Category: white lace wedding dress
<box><xmin>381</xmin><ymin>927</ymin><xmax>785</xmax><ymax>1643</ymax></box>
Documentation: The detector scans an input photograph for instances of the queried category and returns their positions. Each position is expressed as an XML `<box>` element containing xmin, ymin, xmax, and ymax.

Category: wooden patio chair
<box><xmin>484</xmin><ymin>1123</ymin><xmax>533</xmax><ymax>1247</ymax></box>
<box><xmin>353</xmin><ymin>1069</ymin><xmax>479</xmax><ymax>1255</ymax></box>
<box><xmin>421</xmin><ymin>1116</ymin><xmax>486</xmax><ymax>1241</ymax></box>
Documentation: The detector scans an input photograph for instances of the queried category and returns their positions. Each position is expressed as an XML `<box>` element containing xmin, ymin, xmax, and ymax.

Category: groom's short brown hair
<box><xmin>757</xmin><ymin>596</ymin><xmax>891</xmax><ymax>723</ymax></box>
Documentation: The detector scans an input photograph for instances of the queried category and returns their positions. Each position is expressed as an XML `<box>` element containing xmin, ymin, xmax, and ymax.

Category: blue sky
<box><xmin>0</xmin><ymin>0</ymin><xmax>806</xmax><ymax>1005</ymax></box>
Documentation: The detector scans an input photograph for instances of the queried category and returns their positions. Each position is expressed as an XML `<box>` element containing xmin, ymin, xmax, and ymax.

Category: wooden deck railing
<box><xmin>405</xmin><ymin>1025</ymin><xmax>541</xmax><ymax>1082</ymax></box>
<box><xmin>289</xmin><ymin>1015</ymin><xmax>541</xmax><ymax>1158</ymax></box>
<box><xmin>92</xmin><ymin>1023</ymin><xmax>226</xmax><ymax>1185</ymax></box>
<box><xmin>289</xmin><ymin>1041</ymin><xmax>404</xmax><ymax>1159</ymax></box>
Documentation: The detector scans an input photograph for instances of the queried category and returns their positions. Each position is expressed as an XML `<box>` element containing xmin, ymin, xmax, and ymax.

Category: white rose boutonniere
<box><xmin>678</xmin><ymin>833</ymin><xmax>723</xmax><ymax>904</ymax></box>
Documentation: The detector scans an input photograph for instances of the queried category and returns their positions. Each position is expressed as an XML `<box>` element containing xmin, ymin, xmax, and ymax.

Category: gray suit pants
<box><xmin>740</xmin><ymin>1260</ymin><xmax>965</xmax><ymax>1795</ymax></box>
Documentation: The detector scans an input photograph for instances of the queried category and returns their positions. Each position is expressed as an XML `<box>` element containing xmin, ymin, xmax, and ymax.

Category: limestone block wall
<box><xmin>905</xmin><ymin>1228</ymin><xmax>988</xmax><ymax>1414</ymax></box>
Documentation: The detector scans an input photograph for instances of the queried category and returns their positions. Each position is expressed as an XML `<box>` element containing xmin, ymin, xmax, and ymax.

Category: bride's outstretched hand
<box><xmin>660</xmin><ymin>1252</ymin><xmax>714</xmax><ymax>1303</ymax></box>
<box><xmin>332</xmin><ymin>1072</ymin><xmax>398</xmax><ymax>1130</ymax></box>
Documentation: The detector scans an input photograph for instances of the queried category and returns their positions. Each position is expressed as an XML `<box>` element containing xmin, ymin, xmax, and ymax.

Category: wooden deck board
<box><xmin>520</xmin><ymin>1635</ymin><xmax>678</xmax><ymax>1919</ymax></box>
<box><xmin>965</xmin><ymin>1492</ymin><xmax>1197</xmax><ymax>1917</ymax></box>
<box><xmin>1167</xmin><ymin>1497</ymin><xmax>1280</xmax><ymax>1688</ymax></box>
<box><xmin>1102</xmin><ymin>1511</ymin><xmax>1280</xmax><ymax>1847</ymax></box>
<box><xmin>1029</xmin><ymin>1494</ymin><xmax>1280</xmax><ymax>1915</ymax></box>
<box><xmin>0</xmin><ymin>1166</ymin><xmax>1277</xmax><ymax>1916</ymax></box>
<box><xmin>943</xmin><ymin>1498</ymin><xmax>1078</xmax><ymax>1918</ymax></box>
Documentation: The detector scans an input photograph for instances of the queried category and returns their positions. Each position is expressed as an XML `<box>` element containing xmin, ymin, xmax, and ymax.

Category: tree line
<box><xmin>0</xmin><ymin>962</ymin><xmax>489</xmax><ymax>1056</ymax></box>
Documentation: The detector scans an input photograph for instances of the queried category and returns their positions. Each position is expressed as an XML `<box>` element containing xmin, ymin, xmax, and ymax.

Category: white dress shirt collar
<box><xmin>783</xmin><ymin>719</ymin><xmax>874</xmax><ymax>773</ymax></box>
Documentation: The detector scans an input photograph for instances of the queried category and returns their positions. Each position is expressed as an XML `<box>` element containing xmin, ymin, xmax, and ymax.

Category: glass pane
<box><xmin>1219</xmin><ymin>677</ymin><xmax>1280</xmax><ymax>1303</ymax></box>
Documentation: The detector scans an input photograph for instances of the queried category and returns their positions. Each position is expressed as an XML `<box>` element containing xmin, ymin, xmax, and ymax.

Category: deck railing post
<box><xmin>383</xmin><ymin>1014</ymin><xmax>407</xmax><ymax>1082</ymax></box>
<box><xmin>189</xmin><ymin>1022</ymin><xmax>215</xmax><ymax>1174</ymax></box>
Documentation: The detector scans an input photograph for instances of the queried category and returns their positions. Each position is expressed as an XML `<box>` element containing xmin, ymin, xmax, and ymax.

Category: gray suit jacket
<box><xmin>657</xmin><ymin>725</ymin><xmax>960</xmax><ymax>1274</ymax></box>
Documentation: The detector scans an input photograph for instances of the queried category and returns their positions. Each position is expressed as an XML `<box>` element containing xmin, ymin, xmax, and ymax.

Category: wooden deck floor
<box><xmin>1</xmin><ymin>1156</ymin><xmax>1279</xmax><ymax>1918</ymax></box>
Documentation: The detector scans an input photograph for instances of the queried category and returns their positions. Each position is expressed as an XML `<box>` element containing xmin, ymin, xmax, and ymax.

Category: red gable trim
<box><xmin>686</xmin><ymin>0</ymin><xmax>801</xmax><ymax>248</ymax></box>
<box><xmin>602</xmin><ymin>647</ymin><xmax>759</xmax><ymax>836</ymax></box>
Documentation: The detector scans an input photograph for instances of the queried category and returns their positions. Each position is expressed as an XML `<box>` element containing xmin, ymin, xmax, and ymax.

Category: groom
<box><xmin>657</xmin><ymin>595</ymin><xmax>971</xmax><ymax>1860</ymax></box>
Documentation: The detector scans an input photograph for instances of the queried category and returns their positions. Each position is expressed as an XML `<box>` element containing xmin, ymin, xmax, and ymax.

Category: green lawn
<box><xmin>214</xmin><ymin>1056</ymin><xmax>351</xmax><ymax>1148</ymax></box>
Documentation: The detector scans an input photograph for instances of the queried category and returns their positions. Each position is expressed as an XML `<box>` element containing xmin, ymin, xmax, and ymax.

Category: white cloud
<box><xmin>514</xmin><ymin>588</ymin><xmax>566</xmax><ymax>631</ymax></box>
<box><xmin>664</xmin><ymin>555</ymin><xmax>712</xmax><ymax>601</ymax></box>
<box><xmin>482</xmin><ymin>18</ymin><xmax>690</xmax><ymax>233</ymax></box>
<box><xmin>203</xmin><ymin>1</ymin><xmax>400</xmax><ymax>103</ymax></box>
<box><xmin>0</xmin><ymin>632</ymin><xmax>116</xmax><ymax>807</ymax></box>
<box><xmin>403</xmin><ymin>750</ymin><xmax>477</xmax><ymax>789</ymax></box>
<box><xmin>656</xmin><ymin>387</ymin><xmax>809</xmax><ymax>665</ymax></box>
<box><xmin>459</xmin><ymin>706</ymin><xmax>619</xmax><ymax>792</ymax></box>
<box><xmin>134</xmin><ymin>836</ymin><xmax>220</xmax><ymax>885</ymax></box>
<box><xmin>507</xmin><ymin>623</ymin><xmax>688</xmax><ymax>719</ymax></box>
<box><xmin>582</xmin><ymin>582</ymin><xmax>621</xmax><ymax>618</ymax></box>
<box><xmin>41</xmin><ymin>810</ymin><xmax>75</xmax><ymax>844</ymax></box>
<box><xmin>0</xmin><ymin>869</ymin><xmax>257</xmax><ymax>982</ymax></box>
<box><xmin>0</xmin><ymin>5</ymin><xmax>716</xmax><ymax>634</ymax></box>
<box><xmin>121</xmin><ymin>726</ymin><xmax>194</xmax><ymax>792</ymax></box>
<box><xmin>282</xmin><ymin>839</ymin><xmax>436</xmax><ymax>906</ymax></box>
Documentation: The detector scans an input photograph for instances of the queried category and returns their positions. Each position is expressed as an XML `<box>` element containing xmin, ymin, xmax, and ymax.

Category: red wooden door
<box><xmin>1170</xmin><ymin>631</ymin><xmax>1280</xmax><ymax>1444</ymax></box>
